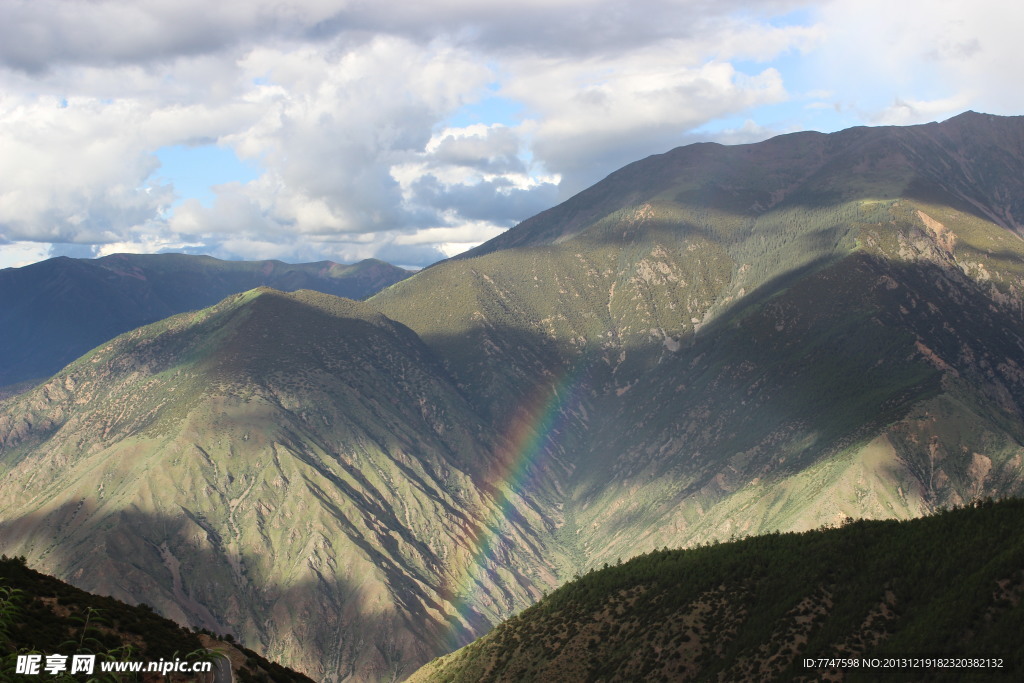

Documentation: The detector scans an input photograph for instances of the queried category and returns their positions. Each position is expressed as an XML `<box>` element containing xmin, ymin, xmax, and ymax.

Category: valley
<box><xmin>3</xmin><ymin>112</ymin><xmax>1024</xmax><ymax>680</ymax></box>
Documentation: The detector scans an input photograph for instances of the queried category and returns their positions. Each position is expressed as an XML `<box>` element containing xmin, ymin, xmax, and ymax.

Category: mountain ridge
<box><xmin>4</xmin><ymin>113</ymin><xmax>1024</xmax><ymax>679</ymax></box>
<box><xmin>453</xmin><ymin>111</ymin><xmax>1024</xmax><ymax>261</ymax></box>
<box><xmin>0</xmin><ymin>253</ymin><xmax>413</xmax><ymax>388</ymax></box>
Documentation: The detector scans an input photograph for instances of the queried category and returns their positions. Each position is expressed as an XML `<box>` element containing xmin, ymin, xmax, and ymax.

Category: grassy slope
<box><xmin>374</xmin><ymin>116</ymin><xmax>1024</xmax><ymax>570</ymax></box>
<box><xmin>411</xmin><ymin>498</ymin><xmax>1024</xmax><ymax>682</ymax></box>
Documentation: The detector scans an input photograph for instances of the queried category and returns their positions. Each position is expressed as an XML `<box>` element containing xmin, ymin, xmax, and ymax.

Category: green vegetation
<box><xmin>0</xmin><ymin>554</ymin><xmax>313</xmax><ymax>682</ymax></box>
<box><xmin>413</xmin><ymin>498</ymin><xmax>1024</xmax><ymax>682</ymax></box>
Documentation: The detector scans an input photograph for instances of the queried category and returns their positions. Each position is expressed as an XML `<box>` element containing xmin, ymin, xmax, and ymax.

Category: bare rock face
<box><xmin>5</xmin><ymin>113</ymin><xmax>1024</xmax><ymax>680</ymax></box>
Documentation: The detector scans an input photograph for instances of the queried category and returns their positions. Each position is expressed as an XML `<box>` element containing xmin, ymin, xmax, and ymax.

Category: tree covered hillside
<box><xmin>411</xmin><ymin>498</ymin><xmax>1024</xmax><ymax>682</ymax></box>
<box><xmin>0</xmin><ymin>555</ymin><xmax>314</xmax><ymax>682</ymax></box>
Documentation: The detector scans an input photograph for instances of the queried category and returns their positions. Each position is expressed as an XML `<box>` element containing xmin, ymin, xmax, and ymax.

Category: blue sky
<box><xmin>0</xmin><ymin>0</ymin><xmax>1019</xmax><ymax>269</ymax></box>
<box><xmin>153</xmin><ymin>145</ymin><xmax>262</xmax><ymax>210</ymax></box>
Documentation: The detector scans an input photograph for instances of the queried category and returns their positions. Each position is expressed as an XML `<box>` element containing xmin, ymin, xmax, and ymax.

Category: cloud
<box><xmin>0</xmin><ymin>33</ymin><xmax>497</xmax><ymax>265</ymax></box>
<box><xmin>389</xmin><ymin>123</ymin><xmax>560</xmax><ymax>232</ymax></box>
<box><xmin>5</xmin><ymin>1</ymin><xmax>1016</xmax><ymax>268</ymax></box>
<box><xmin>506</xmin><ymin>54</ymin><xmax>790</xmax><ymax>195</ymax></box>
<box><xmin>0</xmin><ymin>241</ymin><xmax>52</xmax><ymax>269</ymax></box>
<box><xmin>176</xmin><ymin>36</ymin><xmax>502</xmax><ymax>264</ymax></box>
<box><xmin>706</xmin><ymin>118</ymin><xmax>781</xmax><ymax>145</ymax></box>
<box><xmin>0</xmin><ymin>0</ymin><xmax>343</xmax><ymax>72</ymax></box>
<box><xmin>0</xmin><ymin>96</ymin><xmax>171</xmax><ymax>243</ymax></box>
<box><xmin>872</xmin><ymin>96</ymin><xmax>975</xmax><ymax>127</ymax></box>
<box><xmin>2</xmin><ymin>1</ymin><xmax>808</xmax><ymax>72</ymax></box>
<box><xmin>425</xmin><ymin>125</ymin><xmax>526</xmax><ymax>176</ymax></box>
<box><xmin>408</xmin><ymin>175</ymin><xmax>559</xmax><ymax>226</ymax></box>
<box><xmin>804</xmin><ymin>0</ymin><xmax>1024</xmax><ymax>124</ymax></box>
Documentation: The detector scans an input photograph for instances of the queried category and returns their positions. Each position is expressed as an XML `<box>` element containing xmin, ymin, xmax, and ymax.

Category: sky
<box><xmin>0</xmin><ymin>0</ymin><xmax>1021</xmax><ymax>270</ymax></box>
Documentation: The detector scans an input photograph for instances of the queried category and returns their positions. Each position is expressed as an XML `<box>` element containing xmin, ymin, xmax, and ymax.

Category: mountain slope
<box><xmin>409</xmin><ymin>498</ymin><xmax>1024</xmax><ymax>682</ymax></box>
<box><xmin>4</xmin><ymin>113</ymin><xmax>1024</xmax><ymax>680</ymax></box>
<box><xmin>372</xmin><ymin>112</ymin><xmax>1024</xmax><ymax>567</ymax></box>
<box><xmin>0</xmin><ymin>253</ymin><xmax>412</xmax><ymax>388</ymax></box>
<box><xmin>0</xmin><ymin>288</ymin><xmax>571</xmax><ymax>680</ymax></box>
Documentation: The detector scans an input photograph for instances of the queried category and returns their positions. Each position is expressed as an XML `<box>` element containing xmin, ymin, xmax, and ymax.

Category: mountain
<box><xmin>409</xmin><ymin>498</ymin><xmax>1024</xmax><ymax>682</ymax></box>
<box><xmin>0</xmin><ymin>253</ymin><xmax>413</xmax><ymax>388</ymax></box>
<box><xmin>0</xmin><ymin>554</ymin><xmax>314</xmax><ymax>682</ymax></box>
<box><xmin>454</xmin><ymin>111</ymin><xmax>1024</xmax><ymax>260</ymax></box>
<box><xmin>371</xmin><ymin>110</ymin><xmax>1024</xmax><ymax>563</ymax></box>
<box><xmin>0</xmin><ymin>287</ymin><xmax>570</xmax><ymax>680</ymax></box>
<box><xmin>3</xmin><ymin>112</ymin><xmax>1024</xmax><ymax>680</ymax></box>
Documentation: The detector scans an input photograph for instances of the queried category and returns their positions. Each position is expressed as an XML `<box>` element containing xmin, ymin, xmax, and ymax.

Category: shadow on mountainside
<box><xmin>6</xmin><ymin>243</ymin><xmax>1024</xmax><ymax>681</ymax></box>
<box><xmin>405</xmin><ymin>250</ymin><xmax>1024</xmax><ymax>512</ymax></box>
<box><xmin>0</xmin><ymin>503</ymin><xmax>455</xmax><ymax>682</ymax></box>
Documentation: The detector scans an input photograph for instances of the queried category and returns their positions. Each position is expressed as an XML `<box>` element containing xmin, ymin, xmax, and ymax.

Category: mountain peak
<box><xmin>450</xmin><ymin>112</ymin><xmax>1024</xmax><ymax>260</ymax></box>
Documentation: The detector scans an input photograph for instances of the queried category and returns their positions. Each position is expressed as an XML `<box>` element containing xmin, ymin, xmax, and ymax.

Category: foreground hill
<box><xmin>3</xmin><ymin>113</ymin><xmax>1024</xmax><ymax>679</ymax></box>
<box><xmin>0</xmin><ymin>554</ymin><xmax>313</xmax><ymax>682</ymax></box>
<box><xmin>0</xmin><ymin>253</ymin><xmax>412</xmax><ymax>388</ymax></box>
<box><xmin>410</xmin><ymin>498</ymin><xmax>1024</xmax><ymax>682</ymax></box>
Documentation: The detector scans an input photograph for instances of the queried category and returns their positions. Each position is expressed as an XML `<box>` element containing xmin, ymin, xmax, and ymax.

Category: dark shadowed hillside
<box><xmin>0</xmin><ymin>253</ymin><xmax>412</xmax><ymax>388</ymax></box>
<box><xmin>0</xmin><ymin>555</ymin><xmax>314</xmax><ymax>682</ymax></box>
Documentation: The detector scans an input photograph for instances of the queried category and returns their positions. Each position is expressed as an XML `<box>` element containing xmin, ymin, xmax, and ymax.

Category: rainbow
<box><xmin>443</xmin><ymin>361</ymin><xmax>588</xmax><ymax>650</ymax></box>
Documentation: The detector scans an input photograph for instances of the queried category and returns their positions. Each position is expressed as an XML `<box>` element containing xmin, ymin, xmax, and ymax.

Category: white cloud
<box><xmin>2</xmin><ymin>1</ymin><xmax>1019</xmax><ymax>268</ymax></box>
<box><xmin>707</xmin><ymin>118</ymin><xmax>780</xmax><ymax>145</ymax></box>
<box><xmin>505</xmin><ymin>52</ymin><xmax>789</xmax><ymax>195</ymax></box>
<box><xmin>93</xmin><ymin>233</ymin><xmax>204</xmax><ymax>259</ymax></box>
<box><xmin>393</xmin><ymin>221</ymin><xmax>506</xmax><ymax>247</ymax></box>
<box><xmin>872</xmin><ymin>96</ymin><xmax>975</xmax><ymax>127</ymax></box>
<box><xmin>0</xmin><ymin>97</ymin><xmax>168</xmax><ymax>243</ymax></box>
<box><xmin>186</xmin><ymin>37</ymin><xmax>500</xmax><ymax>257</ymax></box>
<box><xmin>806</xmin><ymin>0</ymin><xmax>1024</xmax><ymax>124</ymax></box>
<box><xmin>391</xmin><ymin>124</ymin><xmax>559</xmax><ymax>229</ymax></box>
<box><xmin>0</xmin><ymin>241</ymin><xmax>52</xmax><ymax>269</ymax></box>
<box><xmin>423</xmin><ymin>125</ymin><xmax>527</xmax><ymax>176</ymax></box>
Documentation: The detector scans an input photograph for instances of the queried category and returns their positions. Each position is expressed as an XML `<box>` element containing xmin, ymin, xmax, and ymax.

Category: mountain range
<box><xmin>0</xmin><ymin>253</ymin><xmax>412</xmax><ymax>389</ymax></box>
<box><xmin>2</xmin><ymin>111</ymin><xmax>1024</xmax><ymax>680</ymax></box>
